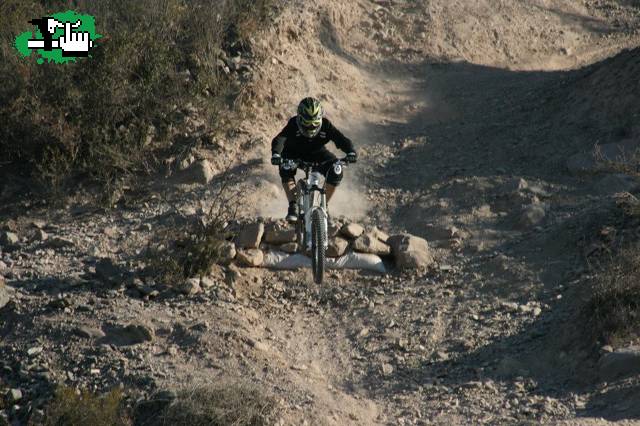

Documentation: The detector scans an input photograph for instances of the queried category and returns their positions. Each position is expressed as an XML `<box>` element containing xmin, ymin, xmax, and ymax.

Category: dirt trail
<box><xmin>2</xmin><ymin>0</ymin><xmax>640</xmax><ymax>424</ymax></box>
<box><xmin>233</xmin><ymin>0</ymin><xmax>640</xmax><ymax>423</ymax></box>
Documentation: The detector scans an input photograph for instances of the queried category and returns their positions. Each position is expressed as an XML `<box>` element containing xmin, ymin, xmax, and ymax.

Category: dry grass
<box><xmin>584</xmin><ymin>246</ymin><xmax>640</xmax><ymax>346</ymax></box>
<box><xmin>43</xmin><ymin>386</ymin><xmax>131</xmax><ymax>426</ymax></box>
<box><xmin>137</xmin><ymin>382</ymin><xmax>278</xmax><ymax>426</ymax></box>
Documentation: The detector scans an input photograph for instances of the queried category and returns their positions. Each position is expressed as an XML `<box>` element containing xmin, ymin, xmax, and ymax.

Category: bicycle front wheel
<box><xmin>311</xmin><ymin>208</ymin><xmax>327</xmax><ymax>284</ymax></box>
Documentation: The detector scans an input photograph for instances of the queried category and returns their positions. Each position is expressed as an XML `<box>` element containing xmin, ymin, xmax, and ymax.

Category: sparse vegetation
<box><xmin>44</xmin><ymin>386</ymin><xmax>131</xmax><ymax>426</ymax></box>
<box><xmin>0</xmin><ymin>0</ymin><xmax>276</xmax><ymax>203</ymax></box>
<box><xmin>148</xmin><ymin>383</ymin><xmax>278</xmax><ymax>426</ymax></box>
<box><xmin>145</xmin><ymin>171</ymin><xmax>241</xmax><ymax>284</ymax></box>
<box><xmin>584</xmin><ymin>246</ymin><xmax>640</xmax><ymax>346</ymax></box>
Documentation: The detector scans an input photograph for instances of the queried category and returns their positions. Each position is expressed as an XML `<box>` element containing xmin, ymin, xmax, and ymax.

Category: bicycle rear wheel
<box><xmin>311</xmin><ymin>208</ymin><xmax>327</xmax><ymax>284</ymax></box>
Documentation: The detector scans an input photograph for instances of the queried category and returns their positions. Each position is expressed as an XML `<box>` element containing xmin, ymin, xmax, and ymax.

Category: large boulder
<box><xmin>353</xmin><ymin>233</ymin><xmax>391</xmax><ymax>256</ymax></box>
<box><xmin>340</xmin><ymin>223</ymin><xmax>364</xmax><ymax>239</ymax></box>
<box><xmin>236</xmin><ymin>249</ymin><xmax>264</xmax><ymax>267</ymax></box>
<box><xmin>327</xmin><ymin>237</ymin><xmax>349</xmax><ymax>258</ymax></box>
<box><xmin>599</xmin><ymin>346</ymin><xmax>640</xmax><ymax>381</ymax></box>
<box><xmin>263</xmin><ymin>224</ymin><xmax>296</xmax><ymax>244</ymax></box>
<box><xmin>236</xmin><ymin>222</ymin><xmax>264</xmax><ymax>249</ymax></box>
<box><xmin>388</xmin><ymin>234</ymin><xmax>434</xmax><ymax>270</ymax></box>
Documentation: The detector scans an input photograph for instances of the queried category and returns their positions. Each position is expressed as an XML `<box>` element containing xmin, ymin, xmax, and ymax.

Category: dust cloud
<box><xmin>253</xmin><ymin>164</ymin><xmax>370</xmax><ymax>221</ymax></box>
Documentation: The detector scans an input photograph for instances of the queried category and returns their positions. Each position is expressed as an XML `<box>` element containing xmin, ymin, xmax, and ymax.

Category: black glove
<box><xmin>346</xmin><ymin>152</ymin><xmax>358</xmax><ymax>163</ymax></box>
<box><xmin>271</xmin><ymin>153</ymin><xmax>282</xmax><ymax>166</ymax></box>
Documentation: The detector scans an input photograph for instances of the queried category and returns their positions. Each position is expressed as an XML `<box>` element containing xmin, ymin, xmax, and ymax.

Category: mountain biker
<box><xmin>271</xmin><ymin>97</ymin><xmax>358</xmax><ymax>222</ymax></box>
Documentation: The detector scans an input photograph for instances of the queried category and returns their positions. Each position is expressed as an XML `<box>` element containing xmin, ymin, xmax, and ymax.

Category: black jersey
<box><xmin>271</xmin><ymin>117</ymin><xmax>355</xmax><ymax>160</ymax></box>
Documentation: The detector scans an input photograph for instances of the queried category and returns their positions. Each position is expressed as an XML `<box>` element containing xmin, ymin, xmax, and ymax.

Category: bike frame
<box><xmin>282</xmin><ymin>157</ymin><xmax>348</xmax><ymax>253</ymax></box>
<box><xmin>297</xmin><ymin>170</ymin><xmax>328</xmax><ymax>251</ymax></box>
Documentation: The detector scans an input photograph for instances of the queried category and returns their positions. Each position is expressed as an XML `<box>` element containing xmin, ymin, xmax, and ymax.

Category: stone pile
<box><xmin>221</xmin><ymin>219</ymin><xmax>434</xmax><ymax>271</ymax></box>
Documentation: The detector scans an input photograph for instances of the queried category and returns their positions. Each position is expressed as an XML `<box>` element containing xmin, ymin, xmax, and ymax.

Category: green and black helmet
<box><xmin>296</xmin><ymin>97</ymin><xmax>323</xmax><ymax>138</ymax></box>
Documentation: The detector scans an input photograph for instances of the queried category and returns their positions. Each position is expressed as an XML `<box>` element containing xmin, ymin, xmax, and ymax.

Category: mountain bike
<box><xmin>281</xmin><ymin>157</ymin><xmax>349</xmax><ymax>284</ymax></box>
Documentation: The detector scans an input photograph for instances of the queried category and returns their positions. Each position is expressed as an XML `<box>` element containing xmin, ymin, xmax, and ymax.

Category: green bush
<box><xmin>0</xmin><ymin>0</ymin><xmax>276</xmax><ymax>202</ymax></box>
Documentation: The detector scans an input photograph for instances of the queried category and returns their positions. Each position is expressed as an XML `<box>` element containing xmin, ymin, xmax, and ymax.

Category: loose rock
<box><xmin>107</xmin><ymin>323</ymin><xmax>155</xmax><ymax>345</ymax></box>
<box><xmin>518</xmin><ymin>204</ymin><xmax>546</xmax><ymax>228</ymax></box>
<box><xmin>74</xmin><ymin>325</ymin><xmax>106</xmax><ymax>339</ymax></box>
<box><xmin>180</xmin><ymin>278</ymin><xmax>201</xmax><ymax>295</ymax></box>
<box><xmin>353</xmin><ymin>233</ymin><xmax>391</xmax><ymax>256</ymax></box>
<box><xmin>6</xmin><ymin>389</ymin><xmax>22</xmax><ymax>403</ymax></box>
<box><xmin>179</xmin><ymin>160</ymin><xmax>214</xmax><ymax>184</ymax></box>
<box><xmin>46</xmin><ymin>236</ymin><xmax>75</xmax><ymax>249</ymax></box>
<box><xmin>263</xmin><ymin>225</ymin><xmax>297</xmax><ymax>244</ymax></box>
<box><xmin>34</xmin><ymin>229</ymin><xmax>48</xmax><ymax>241</ymax></box>
<box><xmin>370</xmin><ymin>226</ymin><xmax>390</xmax><ymax>243</ymax></box>
<box><xmin>236</xmin><ymin>249</ymin><xmax>264</xmax><ymax>267</ymax></box>
<box><xmin>0</xmin><ymin>232</ymin><xmax>19</xmax><ymax>247</ymax></box>
<box><xmin>388</xmin><ymin>234</ymin><xmax>434</xmax><ymax>270</ymax></box>
<box><xmin>381</xmin><ymin>363</ymin><xmax>394</xmax><ymax>376</ymax></box>
<box><xmin>0</xmin><ymin>278</ymin><xmax>12</xmax><ymax>309</ymax></box>
<box><xmin>327</xmin><ymin>237</ymin><xmax>349</xmax><ymax>257</ymax></box>
<box><xmin>217</xmin><ymin>241</ymin><xmax>236</xmax><ymax>264</ymax></box>
<box><xmin>599</xmin><ymin>346</ymin><xmax>640</xmax><ymax>380</ymax></box>
<box><xmin>236</xmin><ymin>222</ymin><xmax>264</xmax><ymax>249</ymax></box>
<box><xmin>340</xmin><ymin>223</ymin><xmax>365</xmax><ymax>239</ymax></box>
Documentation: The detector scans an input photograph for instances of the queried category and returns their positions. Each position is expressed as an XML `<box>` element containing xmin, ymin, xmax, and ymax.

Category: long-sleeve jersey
<box><xmin>271</xmin><ymin>117</ymin><xmax>355</xmax><ymax>160</ymax></box>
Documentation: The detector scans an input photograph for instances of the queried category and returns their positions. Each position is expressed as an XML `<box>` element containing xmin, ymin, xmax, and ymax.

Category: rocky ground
<box><xmin>2</xmin><ymin>0</ymin><xmax>640</xmax><ymax>424</ymax></box>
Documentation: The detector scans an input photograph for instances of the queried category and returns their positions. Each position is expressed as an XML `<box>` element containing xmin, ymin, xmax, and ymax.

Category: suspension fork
<box><xmin>308</xmin><ymin>190</ymin><xmax>329</xmax><ymax>249</ymax></box>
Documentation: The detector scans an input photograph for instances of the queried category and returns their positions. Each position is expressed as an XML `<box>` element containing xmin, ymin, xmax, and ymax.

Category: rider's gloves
<box><xmin>271</xmin><ymin>153</ymin><xmax>282</xmax><ymax>166</ymax></box>
<box><xmin>346</xmin><ymin>152</ymin><xmax>358</xmax><ymax>163</ymax></box>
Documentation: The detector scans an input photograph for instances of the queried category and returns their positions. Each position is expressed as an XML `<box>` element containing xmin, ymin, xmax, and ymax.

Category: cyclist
<box><xmin>271</xmin><ymin>97</ymin><xmax>358</xmax><ymax>222</ymax></box>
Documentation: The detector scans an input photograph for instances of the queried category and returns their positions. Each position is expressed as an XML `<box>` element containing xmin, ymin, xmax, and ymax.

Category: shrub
<box><xmin>44</xmin><ymin>386</ymin><xmax>131</xmax><ymax>426</ymax></box>
<box><xmin>144</xmin><ymin>170</ymin><xmax>241</xmax><ymax>284</ymax></box>
<box><xmin>146</xmin><ymin>382</ymin><xmax>277</xmax><ymax>426</ymax></box>
<box><xmin>583</xmin><ymin>246</ymin><xmax>640</xmax><ymax>346</ymax></box>
<box><xmin>0</xmin><ymin>0</ymin><xmax>277</xmax><ymax>202</ymax></box>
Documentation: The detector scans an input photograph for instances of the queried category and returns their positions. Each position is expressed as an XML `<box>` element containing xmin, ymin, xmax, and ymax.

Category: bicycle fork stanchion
<box><xmin>285</xmin><ymin>157</ymin><xmax>351</xmax><ymax>282</ymax></box>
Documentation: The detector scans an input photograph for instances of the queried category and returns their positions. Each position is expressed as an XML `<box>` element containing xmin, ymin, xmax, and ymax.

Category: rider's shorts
<box><xmin>279</xmin><ymin>149</ymin><xmax>343</xmax><ymax>186</ymax></box>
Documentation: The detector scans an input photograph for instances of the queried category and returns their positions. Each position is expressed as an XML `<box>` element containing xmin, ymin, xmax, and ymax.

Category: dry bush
<box><xmin>43</xmin><ymin>386</ymin><xmax>131</xmax><ymax>426</ymax></box>
<box><xmin>144</xmin><ymin>382</ymin><xmax>277</xmax><ymax>426</ymax></box>
<box><xmin>0</xmin><ymin>0</ymin><xmax>278</xmax><ymax>203</ymax></box>
<box><xmin>583</xmin><ymin>246</ymin><xmax>640</xmax><ymax>346</ymax></box>
<box><xmin>144</xmin><ymin>171</ymin><xmax>241</xmax><ymax>284</ymax></box>
<box><xmin>593</xmin><ymin>142</ymin><xmax>640</xmax><ymax>177</ymax></box>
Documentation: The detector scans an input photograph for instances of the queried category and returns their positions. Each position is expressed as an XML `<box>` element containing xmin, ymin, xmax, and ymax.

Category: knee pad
<box><xmin>326</xmin><ymin>162</ymin><xmax>344</xmax><ymax>186</ymax></box>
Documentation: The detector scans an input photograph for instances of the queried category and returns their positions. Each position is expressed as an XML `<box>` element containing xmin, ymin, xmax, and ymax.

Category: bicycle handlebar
<box><xmin>281</xmin><ymin>157</ymin><xmax>351</xmax><ymax>170</ymax></box>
